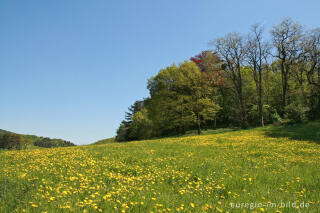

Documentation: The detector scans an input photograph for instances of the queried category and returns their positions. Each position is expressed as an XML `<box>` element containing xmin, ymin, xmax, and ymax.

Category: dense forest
<box><xmin>116</xmin><ymin>18</ymin><xmax>320</xmax><ymax>142</ymax></box>
<box><xmin>0</xmin><ymin>129</ymin><xmax>75</xmax><ymax>150</ymax></box>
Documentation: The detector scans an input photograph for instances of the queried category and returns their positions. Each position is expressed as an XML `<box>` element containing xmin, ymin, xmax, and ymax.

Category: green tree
<box><xmin>245</xmin><ymin>24</ymin><xmax>270</xmax><ymax>127</ymax></box>
<box><xmin>116</xmin><ymin>100</ymin><xmax>150</xmax><ymax>141</ymax></box>
<box><xmin>191</xmin><ymin>51</ymin><xmax>227</xmax><ymax>128</ymax></box>
<box><xmin>270</xmin><ymin>18</ymin><xmax>304</xmax><ymax>114</ymax></box>
<box><xmin>0</xmin><ymin>133</ymin><xmax>21</xmax><ymax>150</ymax></box>
<box><xmin>129</xmin><ymin>108</ymin><xmax>153</xmax><ymax>140</ymax></box>
<box><xmin>213</xmin><ymin>33</ymin><xmax>249</xmax><ymax>129</ymax></box>
<box><xmin>147</xmin><ymin>61</ymin><xmax>221</xmax><ymax>135</ymax></box>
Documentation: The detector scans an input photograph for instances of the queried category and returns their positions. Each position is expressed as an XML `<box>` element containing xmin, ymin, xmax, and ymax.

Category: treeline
<box><xmin>116</xmin><ymin>18</ymin><xmax>320</xmax><ymax>142</ymax></box>
<box><xmin>34</xmin><ymin>137</ymin><xmax>75</xmax><ymax>148</ymax></box>
<box><xmin>0</xmin><ymin>133</ymin><xmax>23</xmax><ymax>150</ymax></box>
<box><xmin>0</xmin><ymin>131</ymin><xmax>75</xmax><ymax>150</ymax></box>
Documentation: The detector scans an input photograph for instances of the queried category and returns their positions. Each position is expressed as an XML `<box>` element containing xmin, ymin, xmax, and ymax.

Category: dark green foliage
<box><xmin>128</xmin><ymin>108</ymin><xmax>153</xmax><ymax>140</ymax></box>
<box><xmin>0</xmin><ymin>130</ymin><xmax>75</xmax><ymax>149</ymax></box>
<box><xmin>308</xmin><ymin>87</ymin><xmax>320</xmax><ymax>120</ymax></box>
<box><xmin>0</xmin><ymin>129</ymin><xmax>10</xmax><ymax>135</ymax></box>
<box><xmin>125</xmin><ymin>101</ymin><xmax>144</xmax><ymax>123</ymax></box>
<box><xmin>34</xmin><ymin>137</ymin><xmax>75</xmax><ymax>148</ymax></box>
<box><xmin>264</xmin><ymin>121</ymin><xmax>320</xmax><ymax>144</ymax></box>
<box><xmin>0</xmin><ymin>133</ymin><xmax>22</xmax><ymax>150</ymax></box>
<box><xmin>116</xmin><ymin>101</ymin><xmax>153</xmax><ymax>142</ymax></box>
<box><xmin>285</xmin><ymin>102</ymin><xmax>310</xmax><ymax>123</ymax></box>
<box><xmin>115</xmin><ymin>121</ymin><xmax>130</xmax><ymax>142</ymax></box>
<box><xmin>248</xmin><ymin>104</ymin><xmax>276</xmax><ymax>126</ymax></box>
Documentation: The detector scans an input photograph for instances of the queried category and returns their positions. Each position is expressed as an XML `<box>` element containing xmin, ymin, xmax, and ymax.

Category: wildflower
<box><xmin>31</xmin><ymin>204</ymin><xmax>38</xmax><ymax>208</ymax></box>
<box><xmin>216</xmin><ymin>207</ymin><xmax>223</xmax><ymax>212</ymax></box>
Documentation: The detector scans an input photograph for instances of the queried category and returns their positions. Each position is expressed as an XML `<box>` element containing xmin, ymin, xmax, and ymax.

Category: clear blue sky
<box><xmin>1</xmin><ymin>0</ymin><xmax>320</xmax><ymax>145</ymax></box>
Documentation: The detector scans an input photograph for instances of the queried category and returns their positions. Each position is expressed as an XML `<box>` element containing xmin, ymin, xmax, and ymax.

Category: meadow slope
<box><xmin>1</xmin><ymin>122</ymin><xmax>320</xmax><ymax>212</ymax></box>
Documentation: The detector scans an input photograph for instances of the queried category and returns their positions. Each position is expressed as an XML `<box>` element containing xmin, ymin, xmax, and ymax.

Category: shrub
<box><xmin>285</xmin><ymin>102</ymin><xmax>309</xmax><ymax>123</ymax></box>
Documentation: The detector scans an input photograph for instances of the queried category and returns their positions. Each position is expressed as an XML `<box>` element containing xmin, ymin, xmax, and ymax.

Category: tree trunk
<box><xmin>317</xmin><ymin>89</ymin><xmax>320</xmax><ymax>119</ymax></box>
<box><xmin>237</xmin><ymin>64</ymin><xmax>248</xmax><ymax>129</ymax></box>
<box><xmin>300</xmin><ymin>84</ymin><xmax>307</xmax><ymax>105</ymax></box>
<box><xmin>282</xmin><ymin>75</ymin><xmax>288</xmax><ymax>113</ymax></box>
<box><xmin>239</xmin><ymin>94</ymin><xmax>248</xmax><ymax>129</ymax></box>
<box><xmin>318</xmin><ymin>70</ymin><xmax>320</xmax><ymax>119</ymax></box>
<box><xmin>259</xmin><ymin>72</ymin><xmax>264</xmax><ymax>127</ymax></box>
<box><xmin>257</xmin><ymin>71</ymin><xmax>264</xmax><ymax>127</ymax></box>
<box><xmin>197</xmin><ymin>121</ymin><xmax>201</xmax><ymax>135</ymax></box>
<box><xmin>281</xmin><ymin>61</ymin><xmax>288</xmax><ymax>116</ymax></box>
<box><xmin>258</xmin><ymin>95</ymin><xmax>264</xmax><ymax>127</ymax></box>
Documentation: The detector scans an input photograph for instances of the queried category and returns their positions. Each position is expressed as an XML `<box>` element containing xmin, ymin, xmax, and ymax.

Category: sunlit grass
<box><xmin>1</xmin><ymin>122</ymin><xmax>320</xmax><ymax>212</ymax></box>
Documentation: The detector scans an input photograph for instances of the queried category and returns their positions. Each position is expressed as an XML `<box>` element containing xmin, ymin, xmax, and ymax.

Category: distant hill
<box><xmin>92</xmin><ymin>137</ymin><xmax>115</xmax><ymax>145</ymax></box>
<box><xmin>0</xmin><ymin>129</ymin><xmax>75</xmax><ymax>149</ymax></box>
<box><xmin>0</xmin><ymin>129</ymin><xmax>11</xmax><ymax>135</ymax></box>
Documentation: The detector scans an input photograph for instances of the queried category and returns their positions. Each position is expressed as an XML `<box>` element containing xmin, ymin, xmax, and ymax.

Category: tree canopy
<box><xmin>115</xmin><ymin>18</ymin><xmax>320</xmax><ymax>142</ymax></box>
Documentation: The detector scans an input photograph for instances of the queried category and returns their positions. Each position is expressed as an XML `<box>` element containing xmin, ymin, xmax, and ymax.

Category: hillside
<box><xmin>92</xmin><ymin>137</ymin><xmax>115</xmax><ymax>145</ymax></box>
<box><xmin>0</xmin><ymin>121</ymin><xmax>319</xmax><ymax>212</ymax></box>
<box><xmin>93</xmin><ymin>129</ymin><xmax>236</xmax><ymax>145</ymax></box>
<box><xmin>0</xmin><ymin>129</ymin><xmax>75</xmax><ymax>149</ymax></box>
<box><xmin>0</xmin><ymin>129</ymin><xmax>10</xmax><ymax>135</ymax></box>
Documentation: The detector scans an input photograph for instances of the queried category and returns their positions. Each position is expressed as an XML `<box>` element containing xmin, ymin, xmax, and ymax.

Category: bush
<box><xmin>271</xmin><ymin>111</ymin><xmax>283</xmax><ymax>125</ymax></box>
<box><xmin>285</xmin><ymin>102</ymin><xmax>309</xmax><ymax>123</ymax></box>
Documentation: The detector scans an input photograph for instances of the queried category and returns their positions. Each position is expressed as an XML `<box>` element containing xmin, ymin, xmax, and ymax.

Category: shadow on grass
<box><xmin>185</xmin><ymin>128</ymin><xmax>238</xmax><ymax>136</ymax></box>
<box><xmin>264</xmin><ymin>121</ymin><xmax>320</xmax><ymax>144</ymax></box>
<box><xmin>107</xmin><ymin>128</ymin><xmax>238</xmax><ymax>144</ymax></box>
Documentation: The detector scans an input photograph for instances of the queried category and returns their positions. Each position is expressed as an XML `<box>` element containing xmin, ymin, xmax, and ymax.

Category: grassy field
<box><xmin>1</xmin><ymin>122</ymin><xmax>320</xmax><ymax>212</ymax></box>
<box><xmin>92</xmin><ymin>137</ymin><xmax>116</xmax><ymax>145</ymax></box>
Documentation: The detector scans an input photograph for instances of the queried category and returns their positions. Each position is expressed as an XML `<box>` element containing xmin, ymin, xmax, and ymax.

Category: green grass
<box><xmin>1</xmin><ymin>122</ymin><xmax>320</xmax><ymax>212</ymax></box>
<box><xmin>91</xmin><ymin>137</ymin><xmax>116</xmax><ymax>145</ymax></box>
<box><xmin>186</xmin><ymin>128</ymin><xmax>237</xmax><ymax>136</ymax></box>
<box><xmin>263</xmin><ymin>121</ymin><xmax>320</xmax><ymax>144</ymax></box>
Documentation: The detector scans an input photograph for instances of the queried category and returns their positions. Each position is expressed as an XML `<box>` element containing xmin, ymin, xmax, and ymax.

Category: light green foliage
<box><xmin>196</xmin><ymin>98</ymin><xmax>221</xmax><ymax>121</ymax></box>
<box><xmin>20</xmin><ymin>137</ymin><xmax>33</xmax><ymax>150</ymax></box>
<box><xmin>147</xmin><ymin>61</ymin><xmax>220</xmax><ymax>136</ymax></box>
<box><xmin>129</xmin><ymin>108</ymin><xmax>153</xmax><ymax>140</ymax></box>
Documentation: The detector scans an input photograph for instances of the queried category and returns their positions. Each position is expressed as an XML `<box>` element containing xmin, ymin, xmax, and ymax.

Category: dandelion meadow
<box><xmin>1</xmin><ymin>122</ymin><xmax>320</xmax><ymax>212</ymax></box>
<box><xmin>2</xmin><ymin>1</ymin><xmax>320</xmax><ymax>212</ymax></box>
